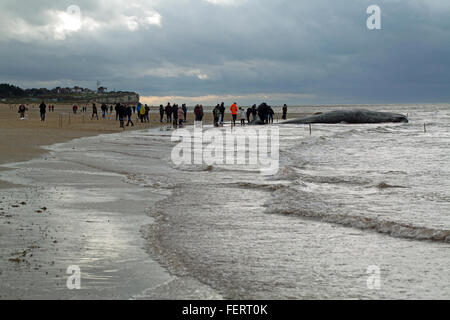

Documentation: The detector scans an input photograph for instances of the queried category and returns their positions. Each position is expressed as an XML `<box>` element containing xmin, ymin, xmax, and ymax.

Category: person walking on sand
<box><xmin>159</xmin><ymin>105</ymin><xmax>165</xmax><ymax>123</ymax></box>
<box><xmin>240</xmin><ymin>107</ymin><xmax>247</xmax><ymax>126</ymax></box>
<box><xmin>18</xmin><ymin>104</ymin><xmax>27</xmax><ymax>120</ymax></box>
<box><xmin>92</xmin><ymin>103</ymin><xmax>99</xmax><ymax>120</ymax></box>
<box><xmin>282</xmin><ymin>104</ymin><xmax>288</xmax><ymax>120</ymax></box>
<box><xmin>73</xmin><ymin>105</ymin><xmax>78</xmax><ymax>115</ymax></box>
<box><xmin>126</xmin><ymin>105</ymin><xmax>134</xmax><ymax>127</ymax></box>
<box><xmin>230</xmin><ymin>102</ymin><xmax>238</xmax><ymax>126</ymax></box>
<box><xmin>39</xmin><ymin>101</ymin><xmax>47</xmax><ymax>122</ymax></box>
<box><xmin>178</xmin><ymin>105</ymin><xmax>185</xmax><ymax>127</ymax></box>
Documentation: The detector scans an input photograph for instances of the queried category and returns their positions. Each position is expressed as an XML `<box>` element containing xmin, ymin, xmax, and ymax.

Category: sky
<box><xmin>1</xmin><ymin>0</ymin><xmax>450</xmax><ymax>105</ymax></box>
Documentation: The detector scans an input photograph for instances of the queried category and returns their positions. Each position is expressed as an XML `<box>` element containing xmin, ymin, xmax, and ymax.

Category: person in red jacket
<box><xmin>230</xmin><ymin>102</ymin><xmax>238</xmax><ymax>126</ymax></box>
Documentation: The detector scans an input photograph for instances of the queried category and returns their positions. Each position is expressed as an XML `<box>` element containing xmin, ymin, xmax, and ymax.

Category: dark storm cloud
<box><xmin>1</xmin><ymin>0</ymin><xmax>450</xmax><ymax>104</ymax></box>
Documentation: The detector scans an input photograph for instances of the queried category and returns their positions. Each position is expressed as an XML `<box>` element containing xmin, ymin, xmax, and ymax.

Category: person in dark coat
<box><xmin>118</xmin><ymin>104</ymin><xmax>127</xmax><ymax>128</ymax></box>
<box><xmin>172</xmin><ymin>104</ymin><xmax>179</xmax><ymax>128</ymax></box>
<box><xmin>126</xmin><ymin>105</ymin><xmax>134</xmax><ymax>127</ymax></box>
<box><xmin>144</xmin><ymin>104</ymin><xmax>150</xmax><ymax>123</ymax></box>
<box><xmin>39</xmin><ymin>101</ymin><xmax>46</xmax><ymax>122</ymax></box>
<box><xmin>165</xmin><ymin>103</ymin><xmax>172</xmax><ymax>123</ymax></box>
<box><xmin>219</xmin><ymin>102</ymin><xmax>225</xmax><ymax>125</ymax></box>
<box><xmin>268</xmin><ymin>106</ymin><xmax>275</xmax><ymax>124</ymax></box>
<box><xmin>92</xmin><ymin>103</ymin><xmax>99</xmax><ymax>120</ymax></box>
<box><xmin>282</xmin><ymin>104</ymin><xmax>288</xmax><ymax>120</ymax></box>
<box><xmin>182</xmin><ymin>104</ymin><xmax>187</xmax><ymax>122</ymax></box>
<box><xmin>159</xmin><ymin>105</ymin><xmax>165</xmax><ymax>123</ymax></box>
<box><xmin>246</xmin><ymin>107</ymin><xmax>252</xmax><ymax>123</ymax></box>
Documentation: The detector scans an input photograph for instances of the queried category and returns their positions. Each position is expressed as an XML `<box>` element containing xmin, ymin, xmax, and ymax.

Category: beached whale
<box><xmin>281</xmin><ymin>109</ymin><xmax>409</xmax><ymax>124</ymax></box>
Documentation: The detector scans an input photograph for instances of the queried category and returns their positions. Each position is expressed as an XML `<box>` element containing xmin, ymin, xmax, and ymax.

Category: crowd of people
<box><xmin>16</xmin><ymin>100</ymin><xmax>289</xmax><ymax>128</ymax></box>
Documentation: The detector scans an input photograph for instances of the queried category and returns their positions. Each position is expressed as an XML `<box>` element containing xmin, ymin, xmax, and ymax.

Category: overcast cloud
<box><xmin>1</xmin><ymin>0</ymin><xmax>450</xmax><ymax>105</ymax></box>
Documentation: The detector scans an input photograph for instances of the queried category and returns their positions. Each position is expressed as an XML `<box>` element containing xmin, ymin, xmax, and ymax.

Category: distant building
<box><xmin>98</xmin><ymin>87</ymin><xmax>107</xmax><ymax>93</ymax></box>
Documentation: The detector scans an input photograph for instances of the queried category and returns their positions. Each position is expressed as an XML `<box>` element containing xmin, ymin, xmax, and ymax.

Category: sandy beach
<box><xmin>0</xmin><ymin>103</ymin><xmax>307</xmax><ymax>168</ymax></box>
<box><xmin>0</xmin><ymin>104</ymin><xmax>162</xmax><ymax>167</ymax></box>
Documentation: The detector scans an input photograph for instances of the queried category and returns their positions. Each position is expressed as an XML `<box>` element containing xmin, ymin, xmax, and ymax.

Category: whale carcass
<box><xmin>282</xmin><ymin>109</ymin><xmax>409</xmax><ymax>124</ymax></box>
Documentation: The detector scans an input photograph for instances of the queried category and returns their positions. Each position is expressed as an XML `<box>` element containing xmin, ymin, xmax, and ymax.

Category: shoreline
<box><xmin>0</xmin><ymin>103</ymin><xmax>308</xmax><ymax>186</ymax></box>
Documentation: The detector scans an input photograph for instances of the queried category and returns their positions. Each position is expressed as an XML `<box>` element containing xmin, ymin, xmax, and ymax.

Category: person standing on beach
<box><xmin>213</xmin><ymin>105</ymin><xmax>221</xmax><ymax>127</ymax></box>
<box><xmin>178</xmin><ymin>105</ymin><xmax>185</xmax><ymax>127</ymax></box>
<box><xmin>251</xmin><ymin>105</ymin><xmax>257</xmax><ymax>121</ymax></box>
<box><xmin>240</xmin><ymin>107</ymin><xmax>247</xmax><ymax>126</ymax></box>
<box><xmin>165</xmin><ymin>103</ymin><xmax>172</xmax><ymax>123</ymax></box>
<box><xmin>39</xmin><ymin>101</ymin><xmax>46</xmax><ymax>122</ymax></box>
<box><xmin>118</xmin><ymin>104</ymin><xmax>126</xmax><ymax>128</ymax></box>
<box><xmin>230</xmin><ymin>102</ymin><xmax>238</xmax><ymax>126</ymax></box>
<box><xmin>139</xmin><ymin>104</ymin><xmax>146</xmax><ymax>123</ymax></box>
<box><xmin>194</xmin><ymin>105</ymin><xmax>201</xmax><ymax>122</ymax></box>
<box><xmin>182</xmin><ymin>104</ymin><xmax>187</xmax><ymax>122</ymax></box>
<box><xmin>282</xmin><ymin>104</ymin><xmax>288</xmax><ymax>120</ymax></box>
<box><xmin>144</xmin><ymin>104</ymin><xmax>150</xmax><ymax>123</ymax></box>
<box><xmin>172</xmin><ymin>104</ymin><xmax>179</xmax><ymax>128</ymax></box>
<box><xmin>246</xmin><ymin>107</ymin><xmax>252</xmax><ymax>124</ymax></box>
<box><xmin>101</xmin><ymin>103</ymin><xmax>108</xmax><ymax>118</ymax></box>
<box><xmin>126</xmin><ymin>105</ymin><xmax>134</xmax><ymax>127</ymax></box>
<box><xmin>92</xmin><ymin>103</ymin><xmax>99</xmax><ymax>120</ymax></box>
<box><xmin>268</xmin><ymin>106</ymin><xmax>274</xmax><ymax>124</ymax></box>
<box><xmin>73</xmin><ymin>105</ymin><xmax>78</xmax><ymax>115</ymax></box>
<box><xmin>219</xmin><ymin>102</ymin><xmax>225</xmax><ymax>126</ymax></box>
<box><xmin>199</xmin><ymin>105</ymin><xmax>204</xmax><ymax>121</ymax></box>
<box><xmin>18</xmin><ymin>104</ymin><xmax>27</xmax><ymax>119</ymax></box>
<box><xmin>159</xmin><ymin>105</ymin><xmax>165</xmax><ymax>123</ymax></box>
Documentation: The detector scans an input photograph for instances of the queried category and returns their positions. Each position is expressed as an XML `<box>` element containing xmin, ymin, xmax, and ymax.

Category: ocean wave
<box><xmin>267</xmin><ymin>199</ymin><xmax>450</xmax><ymax>243</ymax></box>
<box><xmin>377</xmin><ymin>182</ymin><xmax>408</xmax><ymax>189</ymax></box>
<box><xmin>124</xmin><ymin>173</ymin><xmax>177</xmax><ymax>189</ymax></box>
<box><xmin>224</xmin><ymin>182</ymin><xmax>290</xmax><ymax>192</ymax></box>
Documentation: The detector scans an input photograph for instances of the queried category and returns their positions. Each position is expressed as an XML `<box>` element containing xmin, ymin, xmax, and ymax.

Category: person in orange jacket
<box><xmin>230</xmin><ymin>102</ymin><xmax>238</xmax><ymax>126</ymax></box>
